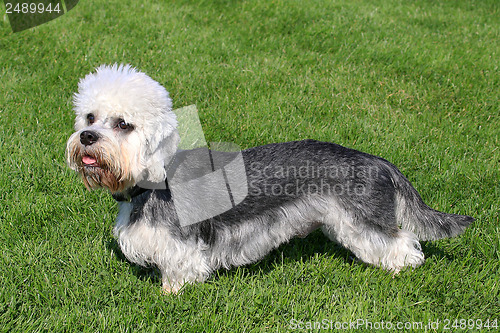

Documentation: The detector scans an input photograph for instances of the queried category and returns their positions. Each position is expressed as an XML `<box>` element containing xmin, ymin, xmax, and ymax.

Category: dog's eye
<box><xmin>87</xmin><ymin>113</ymin><xmax>95</xmax><ymax>125</ymax></box>
<box><xmin>117</xmin><ymin>119</ymin><xmax>133</xmax><ymax>131</ymax></box>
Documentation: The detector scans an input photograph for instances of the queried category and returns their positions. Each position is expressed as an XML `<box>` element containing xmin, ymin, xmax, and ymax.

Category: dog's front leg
<box><xmin>159</xmin><ymin>250</ymin><xmax>212</xmax><ymax>294</ymax></box>
<box><xmin>161</xmin><ymin>277</ymin><xmax>185</xmax><ymax>294</ymax></box>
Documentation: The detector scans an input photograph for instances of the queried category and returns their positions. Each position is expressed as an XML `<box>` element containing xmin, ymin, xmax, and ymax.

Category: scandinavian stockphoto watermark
<box><xmin>138</xmin><ymin>105</ymin><xmax>249</xmax><ymax>227</ymax></box>
<box><xmin>247</xmin><ymin>161</ymin><xmax>378</xmax><ymax>198</ymax></box>
<box><xmin>2</xmin><ymin>0</ymin><xmax>79</xmax><ymax>33</ymax></box>
<box><xmin>289</xmin><ymin>318</ymin><xmax>499</xmax><ymax>331</ymax></box>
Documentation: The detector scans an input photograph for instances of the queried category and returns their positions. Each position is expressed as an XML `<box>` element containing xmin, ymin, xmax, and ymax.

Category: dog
<box><xmin>66</xmin><ymin>64</ymin><xmax>473</xmax><ymax>293</ymax></box>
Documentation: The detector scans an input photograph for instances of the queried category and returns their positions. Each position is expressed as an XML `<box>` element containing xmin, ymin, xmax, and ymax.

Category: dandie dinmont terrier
<box><xmin>66</xmin><ymin>64</ymin><xmax>473</xmax><ymax>293</ymax></box>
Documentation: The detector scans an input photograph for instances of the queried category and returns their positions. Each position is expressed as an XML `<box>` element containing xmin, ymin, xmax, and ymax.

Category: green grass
<box><xmin>0</xmin><ymin>0</ymin><xmax>498</xmax><ymax>331</ymax></box>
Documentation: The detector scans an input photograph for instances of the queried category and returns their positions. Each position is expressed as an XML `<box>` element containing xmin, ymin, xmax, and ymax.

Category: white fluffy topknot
<box><xmin>73</xmin><ymin>64</ymin><xmax>177</xmax><ymax>132</ymax></box>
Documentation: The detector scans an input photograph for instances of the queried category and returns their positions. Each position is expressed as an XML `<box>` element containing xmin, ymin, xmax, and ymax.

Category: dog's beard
<box><xmin>66</xmin><ymin>134</ymin><xmax>133</xmax><ymax>193</ymax></box>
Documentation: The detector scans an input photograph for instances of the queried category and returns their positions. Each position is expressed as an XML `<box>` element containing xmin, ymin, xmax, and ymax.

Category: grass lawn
<box><xmin>0</xmin><ymin>0</ymin><xmax>498</xmax><ymax>331</ymax></box>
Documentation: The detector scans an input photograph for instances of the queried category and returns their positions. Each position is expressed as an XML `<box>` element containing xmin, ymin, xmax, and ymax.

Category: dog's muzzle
<box><xmin>80</xmin><ymin>130</ymin><xmax>99</xmax><ymax>146</ymax></box>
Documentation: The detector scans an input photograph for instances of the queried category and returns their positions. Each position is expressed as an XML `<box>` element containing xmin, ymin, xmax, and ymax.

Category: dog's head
<box><xmin>66</xmin><ymin>64</ymin><xmax>179</xmax><ymax>193</ymax></box>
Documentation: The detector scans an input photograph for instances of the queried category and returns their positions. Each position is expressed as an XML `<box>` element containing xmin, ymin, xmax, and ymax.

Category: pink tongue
<box><xmin>82</xmin><ymin>156</ymin><xmax>97</xmax><ymax>165</ymax></box>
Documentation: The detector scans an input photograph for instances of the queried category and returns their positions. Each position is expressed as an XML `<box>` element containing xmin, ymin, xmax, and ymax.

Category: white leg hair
<box><xmin>321</xmin><ymin>210</ymin><xmax>425</xmax><ymax>272</ymax></box>
<box><xmin>114</xmin><ymin>203</ymin><xmax>211</xmax><ymax>294</ymax></box>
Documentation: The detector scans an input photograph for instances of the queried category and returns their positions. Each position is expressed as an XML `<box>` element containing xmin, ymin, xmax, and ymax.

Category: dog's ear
<box><xmin>139</xmin><ymin>119</ymin><xmax>180</xmax><ymax>183</ymax></box>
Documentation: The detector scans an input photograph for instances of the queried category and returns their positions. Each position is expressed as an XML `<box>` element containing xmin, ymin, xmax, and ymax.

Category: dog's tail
<box><xmin>389</xmin><ymin>166</ymin><xmax>474</xmax><ymax>241</ymax></box>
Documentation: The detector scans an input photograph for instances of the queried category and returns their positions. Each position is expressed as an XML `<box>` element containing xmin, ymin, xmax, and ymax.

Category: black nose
<box><xmin>80</xmin><ymin>131</ymin><xmax>99</xmax><ymax>146</ymax></box>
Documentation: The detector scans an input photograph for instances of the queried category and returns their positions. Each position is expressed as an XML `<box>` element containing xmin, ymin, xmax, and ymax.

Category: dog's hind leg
<box><xmin>320</xmin><ymin>207</ymin><xmax>425</xmax><ymax>272</ymax></box>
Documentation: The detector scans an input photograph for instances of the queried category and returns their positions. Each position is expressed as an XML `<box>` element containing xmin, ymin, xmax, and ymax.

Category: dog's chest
<box><xmin>113</xmin><ymin>200</ymin><xmax>177</xmax><ymax>267</ymax></box>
